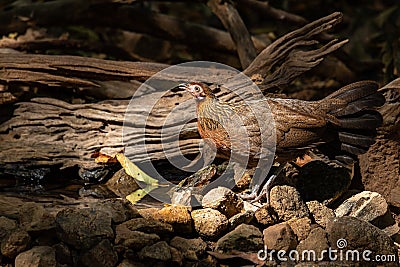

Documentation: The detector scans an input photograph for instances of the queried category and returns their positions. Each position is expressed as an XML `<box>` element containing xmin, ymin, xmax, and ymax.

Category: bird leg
<box><xmin>239</xmin><ymin>163</ymin><xmax>286</xmax><ymax>204</ymax></box>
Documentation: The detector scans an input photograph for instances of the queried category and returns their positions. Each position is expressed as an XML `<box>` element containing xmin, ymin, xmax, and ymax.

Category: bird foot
<box><xmin>238</xmin><ymin>172</ymin><xmax>279</xmax><ymax>204</ymax></box>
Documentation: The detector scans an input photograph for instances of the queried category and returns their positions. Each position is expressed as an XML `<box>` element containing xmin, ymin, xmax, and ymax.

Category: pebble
<box><xmin>215</xmin><ymin>224</ymin><xmax>263</xmax><ymax>253</ymax></box>
<box><xmin>14</xmin><ymin>246</ymin><xmax>56</xmax><ymax>267</ymax></box>
<box><xmin>263</xmin><ymin>222</ymin><xmax>297</xmax><ymax>252</ymax></box>
<box><xmin>202</xmin><ymin>186</ymin><xmax>244</xmax><ymax>218</ymax></box>
<box><xmin>191</xmin><ymin>208</ymin><xmax>228</xmax><ymax>239</ymax></box>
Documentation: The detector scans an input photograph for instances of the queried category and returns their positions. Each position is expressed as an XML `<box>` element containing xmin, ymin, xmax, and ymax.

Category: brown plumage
<box><xmin>181</xmin><ymin>81</ymin><xmax>385</xmax><ymax>201</ymax></box>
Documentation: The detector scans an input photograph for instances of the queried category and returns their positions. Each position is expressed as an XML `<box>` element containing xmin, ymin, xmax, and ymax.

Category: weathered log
<box><xmin>0</xmin><ymin>13</ymin><xmax>348</xmax><ymax>175</ymax></box>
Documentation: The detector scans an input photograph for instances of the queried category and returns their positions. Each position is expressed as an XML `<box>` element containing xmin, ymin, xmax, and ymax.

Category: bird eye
<box><xmin>194</xmin><ymin>85</ymin><xmax>201</xmax><ymax>92</ymax></box>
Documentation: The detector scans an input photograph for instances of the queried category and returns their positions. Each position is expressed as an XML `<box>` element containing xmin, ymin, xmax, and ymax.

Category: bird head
<box><xmin>180</xmin><ymin>82</ymin><xmax>215</xmax><ymax>101</ymax></box>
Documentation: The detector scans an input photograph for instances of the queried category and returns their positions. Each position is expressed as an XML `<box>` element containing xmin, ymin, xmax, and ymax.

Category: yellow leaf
<box><xmin>126</xmin><ymin>184</ymin><xmax>158</xmax><ymax>205</ymax></box>
<box><xmin>116</xmin><ymin>153</ymin><xmax>158</xmax><ymax>185</ymax></box>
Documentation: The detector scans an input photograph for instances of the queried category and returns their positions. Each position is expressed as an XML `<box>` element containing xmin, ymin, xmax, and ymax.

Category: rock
<box><xmin>117</xmin><ymin>259</ymin><xmax>146</xmax><ymax>267</ymax></box>
<box><xmin>270</xmin><ymin>186</ymin><xmax>310</xmax><ymax>221</ymax></box>
<box><xmin>105</xmin><ymin>168</ymin><xmax>140</xmax><ymax>198</ymax></box>
<box><xmin>307</xmin><ymin>200</ymin><xmax>335</xmax><ymax>229</ymax></box>
<box><xmin>55</xmin><ymin>207</ymin><xmax>114</xmax><ymax>250</ymax></box>
<box><xmin>326</xmin><ymin>216</ymin><xmax>399</xmax><ymax>266</ymax></box>
<box><xmin>138</xmin><ymin>241</ymin><xmax>171</xmax><ymax>261</ymax></box>
<box><xmin>228</xmin><ymin>210</ymin><xmax>254</xmax><ymax>230</ymax></box>
<box><xmin>296</xmin><ymin>160</ymin><xmax>352</xmax><ymax>205</ymax></box>
<box><xmin>19</xmin><ymin>203</ymin><xmax>55</xmax><ymax>232</ymax></box>
<box><xmin>0</xmin><ymin>216</ymin><xmax>17</xmax><ymax>239</ymax></box>
<box><xmin>202</xmin><ymin>187</ymin><xmax>244</xmax><ymax>218</ymax></box>
<box><xmin>335</xmin><ymin>191</ymin><xmax>398</xmax><ymax>236</ymax></box>
<box><xmin>254</xmin><ymin>204</ymin><xmax>279</xmax><ymax>226</ymax></box>
<box><xmin>287</xmin><ymin>217</ymin><xmax>312</xmax><ymax>241</ymax></box>
<box><xmin>14</xmin><ymin>246</ymin><xmax>56</xmax><ymax>267</ymax></box>
<box><xmin>118</xmin><ymin>217</ymin><xmax>173</xmax><ymax>236</ymax></box>
<box><xmin>215</xmin><ymin>224</ymin><xmax>263</xmax><ymax>253</ymax></box>
<box><xmin>53</xmin><ymin>242</ymin><xmax>73</xmax><ymax>266</ymax></box>
<box><xmin>1</xmin><ymin>228</ymin><xmax>31</xmax><ymax>258</ymax></box>
<box><xmin>191</xmin><ymin>208</ymin><xmax>228</xmax><ymax>239</ymax></box>
<box><xmin>296</xmin><ymin>227</ymin><xmax>329</xmax><ymax>262</ymax></box>
<box><xmin>169</xmin><ymin>246</ymin><xmax>183</xmax><ymax>266</ymax></box>
<box><xmin>154</xmin><ymin>205</ymin><xmax>193</xmax><ymax>234</ymax></box>
<box><xmin>170</xmin><ymin>236</ymin><xmax>207</xmax><ymax>260</ymax></box>
<box><xmin>80</xmin><ymin>239</ymin><xmax>118</xmax><ymax>267</ymax></box>
<box><xmin>263</xmin><ymin>222</ymin><xmax>297</xmax><ymax>252</ymax></box>
<box><xmin>94</xmin><ymin>198</ymin><xmax>140</xmax><ymax>224</ymax></box>
<box><xmin>115</xmin><ymin>224</ymin><xmax>160</xmax><ymax>250</ymax></box>
<box><xmin>243</xmin><ymin>201</ymin><xmax>261</xmax><ymax>212</ymax></box>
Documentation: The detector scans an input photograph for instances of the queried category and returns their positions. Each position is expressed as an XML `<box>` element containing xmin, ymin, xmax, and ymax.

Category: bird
<box><xmin>180</xmin><ymin>81</ymin><xmax>385</xmax><ymax>203</ymax></box>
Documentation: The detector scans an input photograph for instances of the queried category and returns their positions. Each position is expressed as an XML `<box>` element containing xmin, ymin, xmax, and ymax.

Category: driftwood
<box><xmin>0</xmin><ymin>12</ymin><xmax>346</xmax><ymax>175</ymax></box>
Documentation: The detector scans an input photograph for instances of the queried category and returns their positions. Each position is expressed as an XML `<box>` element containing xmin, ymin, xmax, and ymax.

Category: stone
<box><xmin>296</xmin><ymin>160</ymin><xmax>352</xmax><ymax>205</ymax></box>
<box><xmin>1</xmin><ymin>228</ymin><xmax>31</xmax><ymax>258</ymax></box>
<box><xmin>118</xmin><ymin>217</ymin><xmax>173</xmax><ymax>236</ymax></box>
<box><xmin>326</xmin><ymin>216</ymin><xmax>399</xmax><ymax>266</ymax></box>
<box><xmin>0</xmin><ymin>216</ymin><xmax>17</xmax><ymax>239</ymax></box>
<box><xmin>55</xmin><ymin>207</ymin><xmax>114</xmax><ymax>250</ymax></box>
<box><xmin>287</xmin><ymin>217</ymin><xmax>312</xmax><ymax>241</ymax></box>
<box><xmin>228</xmin><ymin>210</ymin><xmax>254</xmax><ymax>230</ymax></box>
<box><xmin>169</xmin><ymin>246</ymin><xmax>183</xmax><ymax>266</ymax></box>
<box><xmin>307</xmin><ymin>200</ymin><xmax>335</xmax><ymax>229</ymax></box>
<box><xmin>202</xmin><ymin>186</ymin><xmax>244</xmax><ymax>218</ymax></box>
<box><xmin>14</xmin><ymin>246</ymin><xmax>56</xmax><ymax>267</ymax></box>
<box><xmin>191</xmin><ymin>208</ymin><xmax>228</xmax><ymax>239</ymax></box>
<box><xmin>215</xmin><ymin>224</ymin><xmax>263</xmax><ymax>253</ymax></box>
<box><xmin>155</xmin><ymin>205</ymin><xmax>193</xmax><ymax>234</ymax></box>
<box><xmin>80</xmin><ymin>239</ymin><xmax>118</xmax><ymax>267</ymax></box>
<box><xmin>138</xmin><ymin>241</ymin><xmax>172</xmax><ymax>261</ymax></box>
<box><xmin>94</xmin><ymin>198</ymin><xmax>140</xmax><ymax>224</ymax></box>
<box><xmin>105</xmin><ymin>168</ymin><xmax>140</xmax><ymax>198</ymax></box>
<box><xmin>115</xmin><ymin>223</ymin><xmax>160</xmax><ymax>250</ymax></box>
<box><xmin>270</xmin><ymin>186</ymin><xmax>310</xmax><ymax>221</ymax></box>
<box><xmin>53</xmin><ymin>242</ymin><xmax>73</xmax><ymax>266</ymax></box>
<box><xmin>296</xmin><ymin>227</ymin><xmax>329</xmax><ymax>262</ymax></box>
<box><xmin>170</xmin><ymin>236</ymin><xmax>207</xmax><ymax>260</ymax></box>
<box><xmin>254</xmin><ymin>204</ymin><xmax>279</xmax><ymax>226</ymax></box>
<box><xmin>263</xmin><ymin>222</ymin><xmax>297</xmax><ymax>252</ymax></box>
<box><xmin>335</xmin><ymin>191</ymin><xmax>398</xmax><ymax>236</ymax></box>
<box><xmin>117</xmin><ymin>259</ymin><xmax>146</xmax><ymax>267</ymax></box>
<box><xmin>19</xmin><ymin>203</ymin><xmax>55</xmax><ymax>232</ymax></box>
<box><xmin>243</xmin><ymin>200</ymin><xmax>261</xmax><ymax>212</ymax></box>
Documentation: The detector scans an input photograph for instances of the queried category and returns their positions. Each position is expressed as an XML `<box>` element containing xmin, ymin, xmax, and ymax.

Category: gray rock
<box><xmin>1</xmin><ymin>228</ymin><xmax>31</xmax><ymax>258</ymax></box>
<box><xmin>307</xmin><ymin>200</ymin><xmax>335</xmax><ymax>229</ymax></box>
<box><xmin>117</xmin><ymin>259</ymin><xmax>146</xmax><ymax>267</ymax></box>
<box><xmin>95</xmin><ymin>198</ymin><xmax>140</xmax><ymax>224</ymax></box>
<box><xmin>228</xmin><ymin>210</ymin><xmax>254</xmax><ymax>230</ymax></box>
<box><xmin>270</xmin><ymin>186</ymin><xmax>310</xmax><ymax>221</ymax></box>
<box><xmin>191</xmin><ymin>208</ymin><xmax>228</xmax><ymax>239</ymax></box>
<box><xmin>296</xmin><ymin>227</ymin><xmax>329</xmax><ymax>262</ymax></box>
<box><xmin>170</xmin><ymin>236</ymin><xmax>207</xmax><ymax>260</ymax></box>
<box><xmin>138</xmin><ymin>241</ymin><xmax>172</xmax><ymax>261</ymax></box>
<box><xmin>215</xmin><ymin>224</ymin><xmax>263</xmax><ymax>253</ymax></box>
<box><xmin>202</xmin><ymin>186</ymin><xmax>244</xmax><ymax>218</ymax></box>
<box><xmin>118</xmin><ymin>217</ymin><xmax>173</xmax><ymax>236</ymax></box>
<box><xmin>19</xmin><ymin>203</ymin><xmax>55</xmax><ymax>232</ymax></box>
<box><xmin>80</xmin><ymin>239</ymin><xmax>118</xmax><ymax>267</ymax></box>
<box><xmin>0</xmin><ymin>216</ymin><xmax>17</xmax><ymax>239</ymax></box>
<box><xmin>14</xmin><ymin>246</ymin><xmax>56</xmax><ymax>267</ymax></box>
<box><xmin>326</xmin><ymin>216</ymin><xmax>399</xmax><ymax>266</ymax></box>
<box><xmin>335</xmin><ymin>191</ymin><xmax>398</xmax><ymax>236</ymax></box>
<box><xmin>55</xmin><ymin>207</ymin><xmax>114</xmax><ymax>250</ymax></box>
<box><xmin>263</xmin><ymin>222</ymin><xmax>297</xmax><ymax>252</ymax></box>
<box><xmin>169</xmin><ymin>246</ymin><xmax>183</xmax><ymax>266</ymax></box>
<box><xmin>115</xmin><ymin>224</ymin><xmax>160</xmax><ymax>250</ymax></box>
<box><xmin>53</xmin><ymin>242</ymin><xmax>73</xmax><ymax>266</ymax></box>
